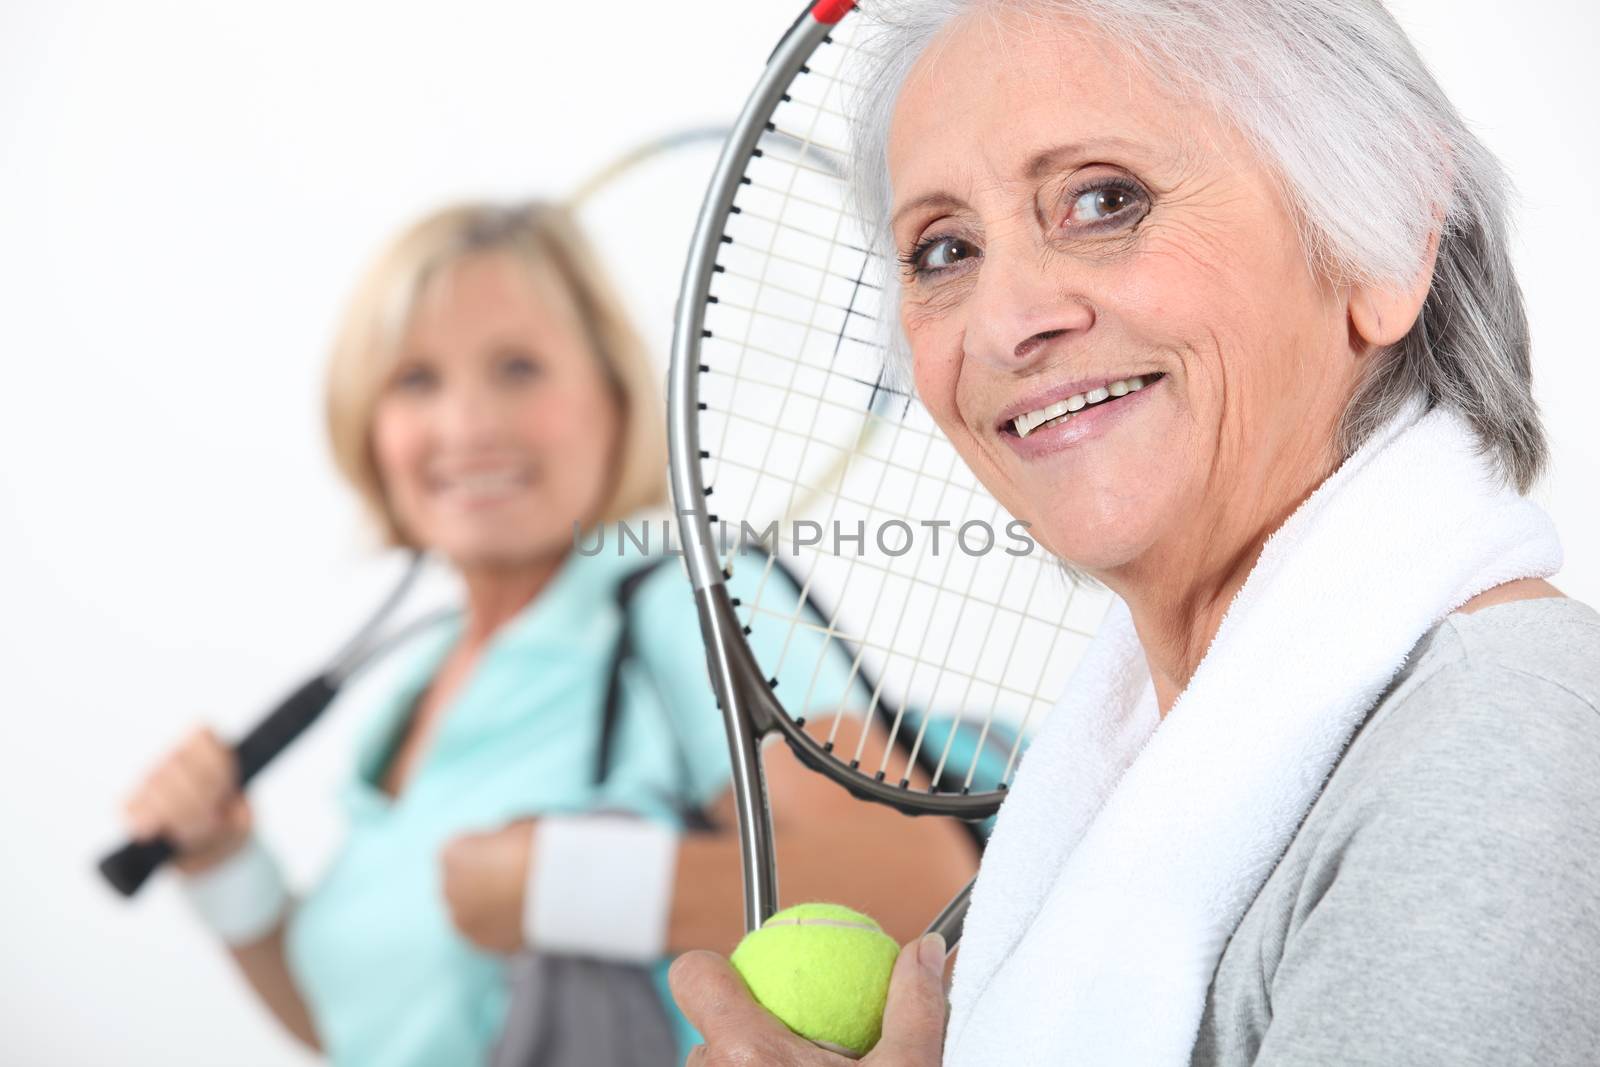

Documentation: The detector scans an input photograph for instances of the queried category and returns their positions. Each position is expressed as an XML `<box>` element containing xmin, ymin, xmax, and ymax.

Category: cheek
<box><xmin>1103</xmin><ymin>242</ymin><xmax>1256</xmax><ymax>463</ymax></box>
<box><xmin>905</xmin><ymin>316</ymin><xmax>964</xmax><ymax>433</ymax></box>
<box><xmin>1140</xmin><ymin>237</ymin><xmax>1334</xmax><ymax>429</ymax></box>
<box><xmin>519</xmin><ymin>377</ymin><xmax>621</xmax><ymax>496</ymax></box>
<box><xmin>538</xmin><ymin>378</ymin><xmax>616</xmax><ymax>455</ymax></box>
<box><xmin>371</xmin><ymin>405</ymin><xmax>425</xmax><ymax>491</ymax></box>
<box><xmin>1136</xmin><ymin>205</ymin><xmax>1323</xmax><ymax>372</ymax></box>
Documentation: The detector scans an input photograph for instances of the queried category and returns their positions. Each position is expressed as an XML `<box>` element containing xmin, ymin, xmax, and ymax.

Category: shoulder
<box><xmin>1251</xmin><ymin>596</ymin><xmax>1600</xmax><ymax>944</ymax></box>
<box><xmin>1282</xmin><ymin>595</ymin><xmax>1600</xmax><ymax>917</ymax></box>
<box><xmin>1202</xmin><ymin>600</ymin><xmax>1600</xmax><ymax>1065</ymax></box>
<box><xmin>622</xmin><ymin>555</ymin><xmax>698</xmax><ymax>627</ymax></box>
<box><xmin>1338</xmin><ymin>597</ymin><xmax>1600</xmax><ymax>803</ymax></box>
<box><xmin>567</xmin><ymin>513</ymin><xmax>692</xmax><ymax>616</ymax></box>
<box><xmin>1438</xmin><ymin>594</ymin><xmax>1600</xmax><ymax>698</ymax></box>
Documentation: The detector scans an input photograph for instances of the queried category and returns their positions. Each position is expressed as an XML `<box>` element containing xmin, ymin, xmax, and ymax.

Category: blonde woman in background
<box><xmin>120</xmin><ymin>202</ymin><xmax>976</xmax><ymax>1066</ymax></box>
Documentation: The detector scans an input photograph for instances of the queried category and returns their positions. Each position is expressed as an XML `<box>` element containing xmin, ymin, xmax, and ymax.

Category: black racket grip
<box><xmin>233</xmin><ymin>673</ymin><xmax>341</xmax><ymax>784</ymax></box>
<box><xmin>99</xmin><ymin>837</ymin><xmax>176</xmax><ymax>897</ymax></box>
<box><xmin>97</xmin><ymin>673</ymin><xmax>341</xmax><ymax>898</ymax></box>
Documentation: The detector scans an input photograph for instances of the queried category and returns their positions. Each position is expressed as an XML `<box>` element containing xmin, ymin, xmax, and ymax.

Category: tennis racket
<box><xmin>668</xmin><ymin>0</ymin><xmax>1114</xmax><ymax>949</ymax></box>
<box><xmin>97</xmin><ymin>552</ymin><xmax>445</xmax><ymax>896</ymax></box>
<box><xmin>98</xmin><ymin>125</ymin><xmax>734</xmax><ymax>900</ymax></box>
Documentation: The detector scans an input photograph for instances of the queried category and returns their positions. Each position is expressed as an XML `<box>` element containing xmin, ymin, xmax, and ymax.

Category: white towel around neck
<box><xmin>943</xmin><ymin>405</ymin><xmax>1563</xmax><ymax>1066</ymax></box>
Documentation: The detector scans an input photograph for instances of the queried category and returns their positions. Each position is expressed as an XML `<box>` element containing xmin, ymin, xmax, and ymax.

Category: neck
<box><xmin>1107</xmin><ymin>442</ymin><xmax>1338</xmax><ymax>718</ymax></box>
<box><xmin>455</xmin><ymin>551</ymin><xmax>567</xmax><ymax>649</ymax></box>
<box><xmin>1114</xmin><ymin>539</ymin><xmax>1259</xmax><ymax>719</ymax></box>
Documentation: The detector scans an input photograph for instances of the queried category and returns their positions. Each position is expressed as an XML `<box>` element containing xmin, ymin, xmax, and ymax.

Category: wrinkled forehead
<box><xmin>885</xmin><ymin>9</ymin><xmax>1211</xmax><ymax>205</ymax></box>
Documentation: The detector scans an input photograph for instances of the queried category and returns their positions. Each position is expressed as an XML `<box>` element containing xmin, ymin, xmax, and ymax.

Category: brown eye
<box><xmin>498</xmin><ymin>353</ymin><xmax>543</xmax><ymax>382</ymax></box>
<box><xmin>392</xmin><ymin>364</ymin><xmax>439</xmax><ymax>394</ymax></box>
<box><xmin>910</xmin><ymin>235</ymin><xmax>979</xmax><ymax>275</ymax></box>
<box><xmin>1065</xmin><ymin>180</ymin><xmax>1147</xmax><ymax>227</ymax></box>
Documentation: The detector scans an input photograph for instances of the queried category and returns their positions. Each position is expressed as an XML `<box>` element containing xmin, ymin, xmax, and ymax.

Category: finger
<box><xmin>669</xmin><ymin>950</ymin><xmax>801</xmax><ymax>1047</ymax></box>
<box><xmin>151</xmin><ymin>764</ymin><xmax>222</xmax><ymax>844</ymax></box>
<box><xmin>155</xmin><ymin>757</ymin><xmax>216</xmax><ymax>818</ymax></box>
<box><xmin>876</xmin><ymin>934</ymin><xmax>948</xmax><ymax>1061</ymax></box>
<box><xmin>221</xmin><ymin>794</ymin><xmax>253</xmax><ymax>836</ymax></box>
<box><xmin>173</xmin><ymin>730</ymin><xmax>235</xmax><ymax>802</ymax></box>
<box><xmin>134</xmin><ymin>775</ymin><xmax>192</xmax><ymax>841</ymax></box>
<box><xmin>123</xmin><ymin>795</ymin><xmax>157</xmax><ymax>841</ymax></box>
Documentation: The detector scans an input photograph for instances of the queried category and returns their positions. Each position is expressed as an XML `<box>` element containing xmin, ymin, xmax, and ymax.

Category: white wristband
<box><xmin>528</xmin><ymin>815</ymin><xmax>679</xmax><ymax>963</ymax></box>
<box><xmin>179</xmin><ymin>835</ymin><xmax>289</xmax><ymax>946</ymax></box>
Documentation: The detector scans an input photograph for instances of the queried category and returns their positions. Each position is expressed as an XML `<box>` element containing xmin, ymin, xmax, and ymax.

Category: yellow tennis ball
<box><xmin>729</xmin><ymin>902</ymin><xmax>900</xmax><ymax>1057</ymax></box>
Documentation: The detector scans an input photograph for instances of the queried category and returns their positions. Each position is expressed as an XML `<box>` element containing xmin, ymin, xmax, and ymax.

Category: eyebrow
<box><xmin>890</xmin><ymin>192</ymin><xmax>967</xmax><ymax>231</ymax></box>
<box><xmin>1024</xmin><ymin>141</ymin><xmax>1099</xmax><ymax>181</ymax></box>
<box><xmin>891</xmin><ymin>138</ymin><xmax>1148</xmax><ymax>230</ymax></box>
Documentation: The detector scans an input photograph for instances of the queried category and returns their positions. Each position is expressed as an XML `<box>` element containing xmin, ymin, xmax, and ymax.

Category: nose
<box><xmin>961</xmin><ymin>239</ymin><xmax>1095</xmax><ymax>372</ymax></box>
<box><xmin>436</xmin><ymin>378</ymin><xmax>509</xmax><ymax>448</ymax></box>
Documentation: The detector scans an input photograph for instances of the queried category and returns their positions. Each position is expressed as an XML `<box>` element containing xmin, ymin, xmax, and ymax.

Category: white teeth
<box><xmin>1010</xmin><ymin>375</ymin><xmax>1157</xmax><ymax>438</ymax></box>
<box><xmin>438</xmin><ymin>470</ymin><xmax>527</xmax><ymax>494</ymax></box>
<box><xmin>1011</xmin><ymin>398</ymin><xmax>1066</xmax><ymax>438</ymax></box>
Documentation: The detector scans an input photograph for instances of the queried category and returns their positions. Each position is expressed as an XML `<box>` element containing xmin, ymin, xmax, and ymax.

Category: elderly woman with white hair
<box><xmin>670</xmin><ymin>1</ymin><xmax>1600</xmax><ymax>1065</ymax></box>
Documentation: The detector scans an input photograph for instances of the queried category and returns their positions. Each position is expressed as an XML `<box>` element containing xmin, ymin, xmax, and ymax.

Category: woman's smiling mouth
<box><xmin>428</xmin><ymin>464</ymin><xmax>536</xmax><ymax>504</ymax></box>
<box><xmin>997</xmin><ymin>371</ymin><xmax>1168</xmax><ymax>451</ymax></box>
<box><xmin>1006</xmin><ymin>373</ymin><xmax>1166</xmax><ymax>438</ymax></box>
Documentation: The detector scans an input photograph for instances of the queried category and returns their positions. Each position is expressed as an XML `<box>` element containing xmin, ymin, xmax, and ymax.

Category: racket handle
<box><xmin>234</xmin><ymin>673</ymin><xmax>340</xmax><ymax>784</ymax></box>
<box><xmin>927</xmin><ymin>878</ymin><xmax>972</xmax><ymax>948</ymax></box>
<box><xmin>98</xmin><ymin>837</ymin><xmax>176</xmax><ymax>897</ymax></box>
<box><xmin>96</xmin><ymin>673</ymin><xmax>341</xmax><ymax>899</ymax></box>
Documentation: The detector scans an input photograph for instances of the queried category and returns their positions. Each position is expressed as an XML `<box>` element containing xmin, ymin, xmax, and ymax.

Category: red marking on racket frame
<box><xmin>811</xmin><ymin>0</ymin><xmax>855</xmax><ymax>24</ymax></box>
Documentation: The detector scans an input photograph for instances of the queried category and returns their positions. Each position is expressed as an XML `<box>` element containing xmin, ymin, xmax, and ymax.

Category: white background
<box><xmin>1</xmin><ymin>2</ymin><xmax>1595</xmax><ymax>1063</ymax></box>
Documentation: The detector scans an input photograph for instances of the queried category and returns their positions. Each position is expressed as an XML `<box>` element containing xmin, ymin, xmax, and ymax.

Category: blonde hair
<box><xmin>325</xmin><ymin>201</ymin><xmax>667</xmax><ymax>546</ymax></box>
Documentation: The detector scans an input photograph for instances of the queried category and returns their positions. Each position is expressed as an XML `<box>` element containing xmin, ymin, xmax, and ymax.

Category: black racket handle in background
<box><xmin>96</xmin><ymin>673</ymin><xmax>341</xmax><ymax>898</ymax></box>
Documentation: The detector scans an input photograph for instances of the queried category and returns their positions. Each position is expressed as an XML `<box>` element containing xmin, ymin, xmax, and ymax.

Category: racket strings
<box><xmin>701</xmin><ymin>353</ymin><xmax>910</xmax><ymax>414</ymax></box>
<box><xmin>785</xmin><ymin>501</ymin><xmax>1080</xmax><ymax>789</ymax></box>
<box><xmin>715</xmin><ymin>24</ymin><xmax>933</xmax><ymax>764</ymax></box>
<box><xmin>819</xmin><ymin>409</ymin><xmax>974</xmax><ymax>773</ymax></box>
<box><xmin>826</xmin><ymin>431</ymin><xmax>1001</xmax><ymax>775</ymax></box>
<box><xmin>703</xmin><ymin>409</ymin><xmax>972</xmax><ymax>512</ymax></box>
<box><xmin>696</xmin><ymin>17</ymin><xmax>1112</xmax><ymax>804</ymax></box>
<box><xmin>863</xmin><ymin>485</ymin><xmax>1001</xmax><ymax>782</ymax></box>
<box><xmin>703</xmin><ymin>33</ymin><xmax>862</xmax><ymax>558</ymax></box>
<box><xmin>887</xmin><ymin>493</ymin><xmax>1027</xmax><ymax>782</ymax></box>
<box><xmin>711</xmin><ymin>297</ymin><xmax>879</xmax><ymax>347</ymax></box>
<box><xmin>713</xmin><ymin>272</ymin><xmax>878</xmax><ymax>317</ymax></box>
<box><xmin>718</xmin><ymin>256</ymin><xmax>883</xmax><ymax>293</ymax></box>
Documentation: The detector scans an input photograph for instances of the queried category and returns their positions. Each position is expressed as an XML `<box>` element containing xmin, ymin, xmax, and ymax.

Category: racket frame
<box><xmin>669</xmin><ymin>1</ymin><xmax>984</xmax><ymax>941</ymax></box>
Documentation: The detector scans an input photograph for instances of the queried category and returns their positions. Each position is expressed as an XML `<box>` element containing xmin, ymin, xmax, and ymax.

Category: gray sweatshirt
<box><xmin>1191</xmin><ymin>597</ymin><xmax>1600</xmax><ymax>1066</ymax></box>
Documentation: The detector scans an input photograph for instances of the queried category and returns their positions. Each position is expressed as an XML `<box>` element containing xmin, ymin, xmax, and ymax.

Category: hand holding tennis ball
<box><xmin>671</xmin><ymin>902</ymin><xmax>949</xmax><ymax>1064</ymax></box>
<box><xmin>731</xmin><ymin>903</ymin><xmax>901</xmax><ymax>1056</ymax></box>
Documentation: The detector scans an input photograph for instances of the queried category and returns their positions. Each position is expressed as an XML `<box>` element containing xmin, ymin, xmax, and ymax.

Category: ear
<box><xmin>1348</xmin><ymin>228</ymin><xmax>1441</xmax><ymax>349</ymax></box>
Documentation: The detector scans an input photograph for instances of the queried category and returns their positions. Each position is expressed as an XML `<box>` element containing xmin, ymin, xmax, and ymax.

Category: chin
<box><xmin>428</xmin><ymin>520</ymin><xmax>570</xmax><ymax>572</ymax></box>
<box><xmin>1027</xmin><ymin>490</ymin><xmax>1166</xmax><ymax>577</ymax></box>
<box><xmin>443</xmin><ymin>542</ymin><xmax>563</xmax><ymax>574</ymax></box>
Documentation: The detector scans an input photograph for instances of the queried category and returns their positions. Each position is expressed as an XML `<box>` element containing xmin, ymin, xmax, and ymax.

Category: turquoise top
<box><xmin>285</xmin><ymin>537</ymin><xmax>865</xmax><ymax>1066</ymax></box>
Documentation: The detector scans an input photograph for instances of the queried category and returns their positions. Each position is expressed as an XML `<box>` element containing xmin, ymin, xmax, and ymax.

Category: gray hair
<box><xmin>847</xmin><ymin>0</ymin><xmax>1546</xmax><ymax>491</ymax></box>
